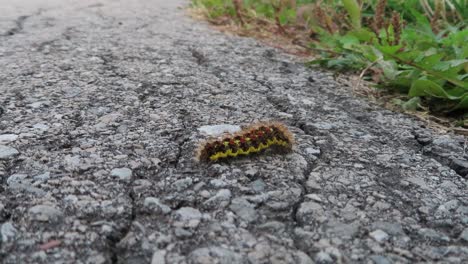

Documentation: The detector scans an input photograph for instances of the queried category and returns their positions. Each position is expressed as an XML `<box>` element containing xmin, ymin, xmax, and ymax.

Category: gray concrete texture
<box><xmin>0</xmin><ymin>0</ymin><xmax>467</xmax><ymax>263</ymax></box>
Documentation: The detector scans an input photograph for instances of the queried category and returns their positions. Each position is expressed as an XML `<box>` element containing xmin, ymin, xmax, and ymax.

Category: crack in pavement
<box><xmin>1</xmin><ymin>15</ymin><xmax>29</xmax><ymax>37</ymax></box>
<box><xmin>109</xmin><ymin>187</ymin><xmax>136</xmax><ymax>264</ymax></box>
<box><xmin>0</xmin><ymin>8</ymin><xmax>45</xmax><ymax>37</ymax></box>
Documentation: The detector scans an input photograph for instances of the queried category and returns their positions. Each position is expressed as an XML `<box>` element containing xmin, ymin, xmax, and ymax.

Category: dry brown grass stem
<box><xmin>372</xmin><ymin>0</ymin><xmax>387</xmax><ymax>36</ymax></box>
<box><xmin>272</xmin><ymin>3</ymin><xmax>288</xmax><ymax>35</ymax></box>
<box><xmin>430</xmin><ymin>0</ymin><xmax>442</xmax><ymax>33</ymax></box>
<box><xmin>314</xmin><ymin>4</ymin><xmax>336</xmax><ymax>34</ymax></box>
<box><xmin>391</xmin><ymin>11</ymin><xmax>401</xmax><ymax>45</ymax></box>
<box><xmin>233</xmin><ymin>0</ymin><xmax>245</xmax><ymax>26</ymax></box>
<box><xmin>353</xmin><ymin>59</ymin><xmax>380</xmax><ymax>96</ymax></box>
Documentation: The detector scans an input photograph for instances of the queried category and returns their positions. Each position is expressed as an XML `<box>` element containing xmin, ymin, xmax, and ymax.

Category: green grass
<box><xmin>192</xmin><ymin>0</ymin><xmax>468</xmax><ymax>115</ymax></box>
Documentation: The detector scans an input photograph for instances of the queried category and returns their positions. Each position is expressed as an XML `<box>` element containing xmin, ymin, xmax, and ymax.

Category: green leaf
<box><xmin>452</xmin><ymin>95</ymin><xmax>468</xmax><ymax>110</ymax></box>
<box><xmin>376</xmin><ymin>45</ymin><xmax>403</xmax><ymax>56</ymax></box>
<box><xmin>348</xmin><ymin>28</ymin><xmax>376</xmax><ymax>43</ymax></box>
<box><xmin>451</xmin><ymin>0</ymin><xmax>468</xmax><ymax>20</ymax></box>
<box><xmin>408</xmin><ymin>8</ymin><xmax>433</xmax><ymax>35</ymax></box>
<box><xmin>279</xmin><ymin>8</ymin><xmax>295</xmax><ymax>25</ymax></box>
<box><xmin>432</xmin><ymin>60</ymin><xmax>468</xmax><ymax>71</ymax></box>
<box><xmin>342</xmin><ymin>0</ymin><xmax>361</xmax><ymax>29</ymax></box>
<box><xmin>402</xmin><ymin>97</ymin><xmax>421</xmax><ymax>111</ymax></box>
<box><xmin>446</xmin><ymin>86</ymin><xmax>468</xmax><ymax>97</ymax></box>
<box><xmin>339</xmin><ymin>34</ymin><xmax>360</xmax><ymax>49</ymax></box>
<box><xmin>377</xmin><ymin>59</ymin><xmax>398</xmax><ymax>80</ymax></box>
<box><xmin>415</xmin><ymin>52</ymin><xmax>443</xmax><ymax>66</ymax></box>
<box><xmin>408</xmin><ymin>79</ymin><xmax>460</xmax><ymax>99</ymax></box>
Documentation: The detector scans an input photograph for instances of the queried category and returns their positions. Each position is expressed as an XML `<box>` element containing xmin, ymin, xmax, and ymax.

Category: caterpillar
<box><xmin>196</xmin><ymin>122</ymin><xmax>294</xmax><ymax>162</ymax></box>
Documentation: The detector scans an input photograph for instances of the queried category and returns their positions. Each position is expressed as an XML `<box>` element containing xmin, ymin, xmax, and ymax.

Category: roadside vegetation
<box><xmin>191</xmin><ymin>0</ymin><xmax>467</xmax><ymax>122</ymax></box>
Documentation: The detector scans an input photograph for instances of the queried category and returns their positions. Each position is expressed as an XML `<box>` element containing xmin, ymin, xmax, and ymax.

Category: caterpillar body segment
<box><xmin>196</xmin><ymin>122</ymin><xmax>294</xmax><ymax>162</ymax></box>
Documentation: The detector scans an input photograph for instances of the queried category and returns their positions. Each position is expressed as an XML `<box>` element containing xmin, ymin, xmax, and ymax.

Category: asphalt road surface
<box><xmin>0</xmin><ymin>0</ymin><xmax>467</xmax><ymax>263</ymax></box>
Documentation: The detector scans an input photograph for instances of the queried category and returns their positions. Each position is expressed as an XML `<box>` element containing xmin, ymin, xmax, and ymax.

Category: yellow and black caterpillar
<box><xmin>197</xmin><ymin>122</ymin><xmax>294</xmax><ymax>162</ymax></box>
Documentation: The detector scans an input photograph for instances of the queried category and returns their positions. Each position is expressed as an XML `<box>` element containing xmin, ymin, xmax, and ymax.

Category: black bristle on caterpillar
<box><xmin>196</xmin><ymin>122</ymin><xmax>294</xmax><ymax>162</ymax></box>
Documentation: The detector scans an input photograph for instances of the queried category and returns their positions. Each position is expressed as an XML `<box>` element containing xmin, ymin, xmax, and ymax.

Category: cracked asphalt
<box><xmin>0</xmin><ymin>0</ymin><xmax>467</xmax><ymax>263</ymax></box>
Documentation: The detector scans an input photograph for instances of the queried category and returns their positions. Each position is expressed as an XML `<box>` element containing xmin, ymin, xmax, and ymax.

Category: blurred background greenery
<box><xmin>192</xmin><ymin>0</ymin><xmax>467</xmax><ymax>116</ymax></box>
